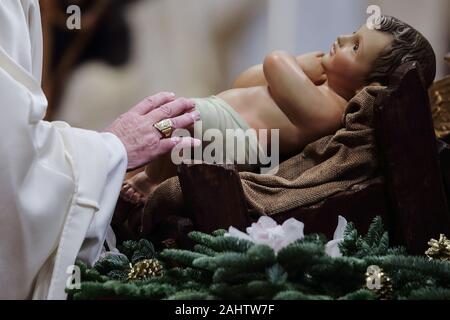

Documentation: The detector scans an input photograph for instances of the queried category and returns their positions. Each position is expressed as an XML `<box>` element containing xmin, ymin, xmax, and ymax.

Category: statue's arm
<box><xmin>263</xmin><ymin>51</ymin><xmax>341</xmax><ymax>137</ymax></box>
<box><xmin>232</xmin><ymin>53</ymin><xmax>322</xmax><ymax>89</ymax></box>
<box><xmin>232</xmin><ymin>64</ymin><xmax>267</xmax><ymax>88</ymax></box>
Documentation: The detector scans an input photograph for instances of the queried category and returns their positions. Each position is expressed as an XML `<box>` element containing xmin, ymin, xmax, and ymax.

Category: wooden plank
<box><xmin>178</xmin><ymin>163</ymin><xmax>251</xmax><ymax>233</ymax></box>
<box><xmin>178</xmin><ymin>159</ymin><xmax>388</xmax><ymax>240</ymax></box>
<box><xmin>373</xmin><ymin>62</ymin><xmax>450</xmax><ymax>254</ymax></box>
<box><xmin>438</xmin><ymin>140</ymin><xmax>450</xmax><ymax>208</ymax></box>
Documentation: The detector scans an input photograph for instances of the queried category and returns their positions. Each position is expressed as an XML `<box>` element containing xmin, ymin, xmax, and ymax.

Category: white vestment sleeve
<box><xmin>77</xmin><ymin>131</ymin><xmax>128</xmax><ymax>265</ymax></box>
<box><xmin>0</xmin><ymin>1</ymin><xmax>128</xmax><ymax>299</ymax></box>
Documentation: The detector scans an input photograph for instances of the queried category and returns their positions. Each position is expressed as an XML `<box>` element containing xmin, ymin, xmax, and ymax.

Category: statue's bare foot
<box><xmin>120</xmin><ymin>171</ymin><xmax>155</xmax><ymax>205</ymax></box>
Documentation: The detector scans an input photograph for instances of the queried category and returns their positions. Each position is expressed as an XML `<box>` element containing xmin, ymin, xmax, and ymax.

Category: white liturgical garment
<box><xmin>0</xmin><ymin>1</ymin><xmax>128</xmax><ymax>299</ymax></box>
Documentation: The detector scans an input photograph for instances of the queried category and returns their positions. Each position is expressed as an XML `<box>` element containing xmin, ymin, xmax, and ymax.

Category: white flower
<box><xmin>325</xmin><ymin>216</ymin><xmax>348</xmax><ymax>257</ymax></box>
<box><xmin>225</xmin><ymin>215</ymin><xmax>348</xmax><ymax>257</ymax></box>
<box><xmin>225</xmin><ymin>216</ymin><xmax>304</xmax><ymax>253</ymax></box>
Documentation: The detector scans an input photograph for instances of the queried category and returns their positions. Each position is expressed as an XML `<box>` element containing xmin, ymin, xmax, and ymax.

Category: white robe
<box><xmin>0</xmin><ymin>1</ymin><xmax>128</xmax><ymax>299</ymax></box>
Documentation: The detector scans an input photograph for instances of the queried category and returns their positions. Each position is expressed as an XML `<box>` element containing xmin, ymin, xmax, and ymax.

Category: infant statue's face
<box><xmin>322</xmin><ymin>24</ymin><xmax>393</xmax><ymax>96</ymax></box>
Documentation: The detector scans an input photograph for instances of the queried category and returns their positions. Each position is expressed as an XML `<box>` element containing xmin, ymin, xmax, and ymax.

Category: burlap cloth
<box><xmin>143</xmin><ymin>86</ymin><xmax>383</xmax><ymax>224</ymax></box>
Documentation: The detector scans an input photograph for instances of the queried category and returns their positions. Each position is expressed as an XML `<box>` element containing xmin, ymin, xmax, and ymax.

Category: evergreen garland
<box><xmin>67</xmin><ymin>217</ymin><xmax>450</xmax><ymax>300</ymax></box>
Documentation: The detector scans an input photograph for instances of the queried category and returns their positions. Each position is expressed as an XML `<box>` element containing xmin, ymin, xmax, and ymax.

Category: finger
<box><xmin>131</xmin><ymin>92</ymin><xmax>175</xmax><ymax>115</ymax></box>
<box><xmin>148</xmin><ymin>98</ymin><xmax>196</xmax><ymax>123</ymax></box>
<box><xmin>176</xmin><ymin>137</ymin><xmax>202</xmax><ymax>149</ymax></box>
<box><xmin>315</xmin><ymin>51</ymin><xmax>325</xmax><ymax>57</ymax></box>
<box><xmin>157</xmin><ymin>136</ymin><xmax>201</xmax><ymax>156</ymax></box>
<box><xmin>171</xmin><ymin>110</ymin><xmax>201</xmax><ymax>130</ymax></box>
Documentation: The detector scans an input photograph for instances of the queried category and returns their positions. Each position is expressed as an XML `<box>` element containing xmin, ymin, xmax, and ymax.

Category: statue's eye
<box><xmin>353</xmin><ymin>42</ymin><xmax>360</xmax><ymax>52</ymax></box>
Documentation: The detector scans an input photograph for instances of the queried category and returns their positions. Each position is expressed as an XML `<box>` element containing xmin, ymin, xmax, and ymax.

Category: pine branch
<box><xmin>274</xmin><ymin>290</ymin><xmax>332</xmax><ymax>300</ymax></box>
<box><xmin>194</xmin><ymin>253</ymin><xmax>250</xmax><ymax>271</ymax></box>
<box><xmin>338</xmin><ymin>289</ymin><xmax>378</xmax><ymax>300</ymax></box>
<box><xmin>338</xmin><ymin>222</ymin><xmax>359</xmax><ymax>256</ymax></box>
<box><xmin>107</xmin><ymin>270</ymin><xmax>129</xmax><ymax>281</ymax></box>
<box><xmin>210</xmin><ymin>236</ymin><xmax>254</xmax><ymax>253</ymax></box>
<box><xmin>164</xmin><ymin>267</ymin><xmax>209</xmax><ymax>284</ymax></box>
<box><xmin>131</xmin><ymin>239</ymin><xmax>156</xmax><ymax>263</ymax></box>
<box><xmin>406</xmin><ymin>287</ymin><xmax>450</xmax><ymax>300</ymax></box>
<box><xmin>339</xmin><ymin>217</ymin><xmax>397</xmax><ymax>258</ymax></box>
<box><xmin>188</xmin><ymin>231</ymin><xmax>216</xmax><ymax>248</ymax></box>
<box><xmin>209</xmin><ymin>283</ymin><xmax>250</xmax><ymax>299</ymax></box>
<box><xmin>160</xmin><ymin>249</ymin><xmax>207</xmax><ymax>267</ymax></box>
<box><xmin>364</xmin><ymin>216</ymin><xmax>385</xmax><ymax>247</ymax></box>
<box><xmin>212</xmin><ymin>229</ymin><xmax>227</xmax><ymax>237</ymax></box>
<box><xmin>277</xmin><ymin>242</ymin><xmax>325</xmax><ymax>272</ymax></box>
<box><xmin>118</xmin><ymin>240</ymin><xmax>139</xmax><ymax>260</ymax></box>
<box><xmin>266</xmin><ymin>264</ymin><xmax>288</xmax><ymax>285</ymax></box>
<box><xmin>166</xmin><ymin>289</ymin><xmax>213</xmax><ymax>300</ymax></box>
<box><xmin>246</xmin><ymin>280</ymin><xmax>284</xmax><ymax>299</ymax></box>
<box><xmin>247</xmin><ymin>244</ymin><xmax>277</xmax><ymax>267</ymax></box>
<box><xmin>103</xmin><ymin>281</ymin><xmax>141</xmax><ymax>299</ymax></box>
<box><xmin>70</xmin><ymin>281</ymin><xmax>115</xmax><ymax>300</ymax></box>
<box><xmin>194</xmin><ymin>244</ymin><xmax>218</xmax><ymax>256</ymax></box>
<box><xmin>139</xmin><ymin>283</ymin><xmax>177</xmax><ymax>299</ymax></box>
<box><xmin>367</xmin><ymin>255</ymin><xmax>450</xmax><ymax>287</ymax></box>
<box><xmin>94</xmin><ymin>254</ymin><xmax>130</xmax><ymax>275</ymax></box>
<box><xmin>212</xmin><ymin>267</ymin><xmax>265</xmax><ymax>284</ymax></box>
<box><xmin>307</xmin><ymin>256</ymin><xmax>367</xmax><ymax>297</ymax></box>
<box><xmin>192</xmin><ymin>245</ymin><xmax>275</xmax><ymax>273</ymax></box>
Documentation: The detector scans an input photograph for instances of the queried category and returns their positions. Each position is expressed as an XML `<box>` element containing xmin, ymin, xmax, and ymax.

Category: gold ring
<box><xmin>153</xmin><ymin>119</ymin><xmax>174</xmax><ymax>138</ymax></box>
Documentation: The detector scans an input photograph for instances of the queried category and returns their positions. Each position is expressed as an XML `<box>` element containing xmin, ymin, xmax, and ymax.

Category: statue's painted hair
<box><xmin>366</xmin><ymin>15</ymin><xmax>436</xmax><ymax>88</ymax></box>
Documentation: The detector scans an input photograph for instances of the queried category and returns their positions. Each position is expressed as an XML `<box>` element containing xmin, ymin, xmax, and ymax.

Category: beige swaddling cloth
<box><xmin>191</xmin><ymin>95</ymin><xmax>262</xmax><ymax>172</ymax></box>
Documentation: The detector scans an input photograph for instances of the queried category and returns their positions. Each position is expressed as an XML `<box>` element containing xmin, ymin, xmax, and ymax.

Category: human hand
<box><xmin>297</xmin><ymin>51</ymin><xmax>327</xmax><ymax>85</ymax></box>
<box><xmin>104</xmin><ymin>92</ymin><xmax>201</xmax><ymax>171</ymax></box>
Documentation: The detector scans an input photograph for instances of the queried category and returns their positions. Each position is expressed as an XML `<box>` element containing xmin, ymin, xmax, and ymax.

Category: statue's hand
<box><xmin>104</xmin><ymin>92</ymin><xmax>201</xmax><ymax>171</ymax></box>
<box><xmin>297</xmin><ymin>51</ymin><xmax>327</xmax><ymax>85</ymax></box>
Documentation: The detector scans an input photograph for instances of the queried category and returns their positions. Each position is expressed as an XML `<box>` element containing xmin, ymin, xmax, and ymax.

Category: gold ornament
<box><xmin>425</xmin><ymin>234</ymin><xmax>450</xmax><ymax>261</ymax></box>
<box><xmin>365</xmin><ymin>267</ymin><xmax>393</xmax><ymax>300</ymax></box>
<box><xmin>127</xmin><ymin>259</ymin><xmax>164</xmax><ymax>281</ymax></box>
<box><xmin>429</xmin><ymin>55</ymin><xmax>450</xmax><ymax>139</ymax></box>
<box><xmin>430</xmin><ymin>77</ymin><xmax>450</xmax><ymax>139</ymax></box>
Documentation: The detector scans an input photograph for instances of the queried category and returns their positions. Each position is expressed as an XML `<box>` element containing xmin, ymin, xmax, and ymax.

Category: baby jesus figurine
<box><xmin>121</xmin><ymin>15</ymin><xmax>436</xmax><ymax>204</ymax></box>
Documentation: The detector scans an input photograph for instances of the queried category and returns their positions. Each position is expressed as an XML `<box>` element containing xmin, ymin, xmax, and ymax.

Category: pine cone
<box><xmin>127</xmin><ymin>259</ymin><xmax>164</xmax><ymax>281</ymax></box>
<box><xmin>425</xmin><ymin>234</ymin><xmax>450</xmax><ymax>261</ymax></box>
